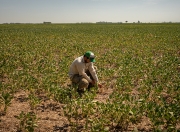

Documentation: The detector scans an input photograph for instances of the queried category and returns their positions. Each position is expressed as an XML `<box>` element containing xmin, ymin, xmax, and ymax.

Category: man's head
<box><xmin>84</xmin><ymin>51</ymin><xmax>95</xmax><ymax>63</ymax></box>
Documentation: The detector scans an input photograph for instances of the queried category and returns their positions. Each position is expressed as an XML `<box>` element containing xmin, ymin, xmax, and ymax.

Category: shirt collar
<box><xmin>82</xmin><ymin>56</ymin><xmax>85</xmax><ymax>63</ymax></box>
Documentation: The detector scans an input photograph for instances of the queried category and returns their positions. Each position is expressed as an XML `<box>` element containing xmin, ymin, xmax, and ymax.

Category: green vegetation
<box><xmin>16</xmin><ymin>111</ymin><xmax>38</xmax><ymax>132</ymax></box>
<box><xmin>0</xmin><ymin>91</ymin><xmax>13</xmax><ymax>113</ymax></box>
<box><xmin>0</xmin><ymin>23</ymin><xmax>180</xmax><ymax>131</ymax></box>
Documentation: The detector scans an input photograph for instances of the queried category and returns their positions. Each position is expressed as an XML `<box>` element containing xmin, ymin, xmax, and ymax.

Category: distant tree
<box><xmin>125</xmin><ymin>21</ymin><xmax>128</xmax><ymax>23</ymax></box>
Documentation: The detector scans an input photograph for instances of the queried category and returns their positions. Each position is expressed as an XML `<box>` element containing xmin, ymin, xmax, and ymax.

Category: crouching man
<box><xmin>68</xmin><ymin>51</ymin><xmax>102</xmax><ymax>93</ymax></box>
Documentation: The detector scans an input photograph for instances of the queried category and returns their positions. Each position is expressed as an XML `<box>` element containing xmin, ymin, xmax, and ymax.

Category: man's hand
<box><xmin>91</xmin><ymin>80</ymin><xmax>96</xmax><ymax>85</ymax></box>
<box><xmin>98</xmin><ymin>83</ymin><xmax>102</xmax><ymax>88</ymax></box>
<box><xmin>91</xmin><ymin>81</ymin><xmax>102</xmax><ymax>88</ymax></box>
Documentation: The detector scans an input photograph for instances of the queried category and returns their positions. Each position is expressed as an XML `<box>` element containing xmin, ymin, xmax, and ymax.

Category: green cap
<box><xmin>84</xmin><ymin>51</ymin><xmax>95</xmax><ymax>62</ymax></box>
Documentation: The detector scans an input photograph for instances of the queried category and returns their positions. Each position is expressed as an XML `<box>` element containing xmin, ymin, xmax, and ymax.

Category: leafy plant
<box><xmin>0</xmin><ymin>91</ymin><xmax>13</xmax><ymax>113</ymax></box>
<box><xmin>16</xmin><ymin>111</ymin><xmax>38</xmax><ymax>132</ymax></box>
<box><xmin>28</xmin><ymin>93</ymin><xmax>41</xmax><ymax>110</ymax></box>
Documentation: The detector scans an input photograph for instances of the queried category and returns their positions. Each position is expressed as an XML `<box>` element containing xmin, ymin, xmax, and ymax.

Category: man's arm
<box><xmin>88</xmin><ymin>63</ymin><xmax>99</xmax><ymax>82</ymax></box>
<box><xmin>77</xmin><ymin>63</ymin><xmax>92</xmax><ymax>83</ymax></box>
<box><xmin>88</xmin><ymin>63</ymin><xmax>103</xmax><ymax>88</ymax></box>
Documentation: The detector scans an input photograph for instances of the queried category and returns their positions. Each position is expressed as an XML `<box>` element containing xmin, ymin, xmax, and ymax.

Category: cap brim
<box><xmin>90</xmin><ymin>58</ymin><xmax>95</xmax><ymax>62</ymax></box>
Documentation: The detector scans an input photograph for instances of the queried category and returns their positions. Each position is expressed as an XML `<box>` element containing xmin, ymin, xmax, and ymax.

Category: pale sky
<box><xmin>0</xmin><ymin>0</ymin><xmax>180</xmax><ymax>23</ymax></box>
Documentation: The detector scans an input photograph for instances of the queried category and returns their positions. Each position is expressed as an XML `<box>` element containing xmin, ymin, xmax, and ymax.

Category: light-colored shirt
<box><xmin>68</xmin><ymin>56</ymin><xmax>99</xmax><ymax>83</ymax></box>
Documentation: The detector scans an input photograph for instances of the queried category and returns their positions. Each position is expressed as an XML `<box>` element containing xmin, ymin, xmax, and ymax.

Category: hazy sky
<box><xmin>0</xmin><ymin>0</ymin><xmax>180</xmax><ymax>23</ymax></box>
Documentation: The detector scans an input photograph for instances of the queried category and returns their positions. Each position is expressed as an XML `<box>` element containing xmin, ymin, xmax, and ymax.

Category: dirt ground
<box><xmin>0</xmin><ymin>86</ymin><xmax>158</xmax><ymax>132</ymax></box>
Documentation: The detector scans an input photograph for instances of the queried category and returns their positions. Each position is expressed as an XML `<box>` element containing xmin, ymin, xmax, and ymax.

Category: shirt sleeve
<box><xmin>88</xmin><ymin>63</ymin><xmax>99</xmax><ymax>82</ymax></box>
<box><xmin>76</xmin><ymin>62</ymin><xmax>92</xmax><ymax>83</ymax></box>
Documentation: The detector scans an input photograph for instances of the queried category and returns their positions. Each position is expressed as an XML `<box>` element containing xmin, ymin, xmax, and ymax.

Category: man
<box><xmin>68</xmin><ymin>51</ymin><xmax>102</xmax><ymax>92</ymax></box>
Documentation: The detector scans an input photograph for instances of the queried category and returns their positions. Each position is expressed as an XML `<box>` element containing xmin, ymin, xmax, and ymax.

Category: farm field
<box><xmin>0</xmin><ymin>23</ymin><xmax>180</xmax><ymax>132</ymax></box>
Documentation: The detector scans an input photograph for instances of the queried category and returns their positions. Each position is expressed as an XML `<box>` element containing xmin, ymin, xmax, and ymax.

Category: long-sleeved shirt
<box><xmin>68</xmin><ymin>56</ymin><xmax>99</xmax><ymax>83</ymax></box>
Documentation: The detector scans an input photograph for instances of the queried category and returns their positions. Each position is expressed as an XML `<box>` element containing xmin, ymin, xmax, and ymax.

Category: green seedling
<box><xmin>28</xmin><ymin>94</ymin><xmax>40</xmax><ymax>110</ymax></box>
<box><xmin>16</xmin><ymin>111</ymin><xmax>38</xmax><ymax>132</ymax></box>
<box><xmin>0</xmin><ymin>91</ymin><xmax>13</xmax><ymax>113</ymax></box>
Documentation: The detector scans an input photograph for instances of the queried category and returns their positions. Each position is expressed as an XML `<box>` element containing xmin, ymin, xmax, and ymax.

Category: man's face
<box><xmin>84</xmin><ymin>56</ymin><xmax>90</xmax><ymax>63</ymax></box>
